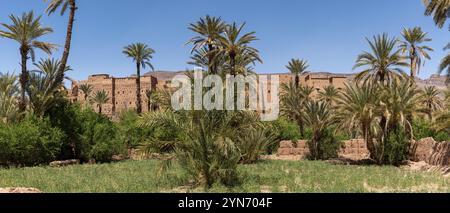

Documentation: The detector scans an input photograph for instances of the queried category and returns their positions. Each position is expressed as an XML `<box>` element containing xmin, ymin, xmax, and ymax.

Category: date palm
<box><xmin>336</xmin><ymin>82</ymin><xmax>381</xmax><ymax>160</ymax></box>
<box><xmin>318</xmin><ymin>85</ymin><xmax>340</xmax><ymax>105</ymax></box>
<box><xmin>0</xmin><ymin>11</ymin><xmax>56</xmax><ymax>112</ymax></box>
<box><xmin>399</xmin><ymin>27</ymin><xmax>433</xmax><ymax>79</ymax></box>
<box><xmin>28</xmin><ymin>58</ymin><xmax>71</xmax><ymax>117</ymax></box>
<box><xmin>302</xmin><ymin>101</ymin><xmax>335</xmax><ymax>160</ymax></box>
<box><xmin>286</xmin><ymin>58</ymin><xmax>309</xmax><ymax>88</ymax></box>
<box><xmin>123</xmin><ymin>43</ymin><xmax>155</xmax><ymax>114</ymax></box>
<box><xmin>280</xmin><ymin>82</ymin><xmax>312</xmax><ymax>137</ymax></box>
<box><xmin>91</xmin><ymin>90</ymin><xmax>109</xmax><ymax>115</ymax></box>
<box><xmin>45</xmin><ymin>0</ymin><xmax>77</xmax><ymax>81</ymax></box>
<box><xmin>418</xmin><ymin>86</ymin><xmax>443</xmax><ymax>120</ymax></box>
<box><xmin>0</xmin><ymin>72</ymin><xmax>20</xmax><ymax>123</ymax></box>
<box><xmin>188</xmin><ymin>15</ymin><xmax>226</xmax><ymax>74</ymax></box>
<box><xmin>218</xmin><ymin>22</ymin><xmax>262</xmax><ymax>76</ymax></box>
<box><xmin>354</xmin><ymin>33</ymin><xmax>408</xmax><ymax>85</ymax></box>
<box><xmin>423</xmin><ymin>0</ymin><xmax>449</xmax><ymax>28</ymax></box>
<box><xmin>79</xmin><ymin>84</ymin><xmax>93</xmax><ymax>101</ymax></box>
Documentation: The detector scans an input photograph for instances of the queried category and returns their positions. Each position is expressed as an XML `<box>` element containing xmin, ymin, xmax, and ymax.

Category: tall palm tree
<box><xmin>418</xmin><ymin>86</ymin><xmax>443</xmax><ymax>120</ymax></box>
<box><xmin>0</xmin><ymin>11</ymin><xmax>56</xmax><ymax>112</ymax></box>
<box><xmin>423</xmin><ymin>0</ymin><xmax>449</xmax><ymax>28</ymax></box>
<box><xmin>123</xmin><ymin>43</ymin><xmax>155</xmax><ymax>114</ymax></box>
<box><xmin>188</xmin><ymin>15</ymin><xmax>226</xmax><ymax>74</ymax></box>
<box><xmin>45</xmin><ymin>0</ymin><xmax>77</xmax><ymax>80</ymax></box>
<box><xmin>218</xmin><ymin>22</ymin><xmax>262</xmax><ymax>76</ymax></box>
<box><xmin>302</xmin><ymin>101</ymin><xmax>335</xmax><ymax>160</ymax></box>
<box><xmin>79</xmin><ymin>84</ymin><xmax>93</xmax><ymax>102</ymax></box>
<box><xmin>354</xmin><ymin>33</ymin><xmax>408</xmax><ymax>85</ymax></box>
<box><xmin>318</xmin><ymin>85</ymin><xmax>340</xmax><ymax>105</ymax></box>
<box><xmin>28</xmin><ymin>58</ymin><xmax>71</xmax><ymax>117</ymax></box>
<box><xmin>399</xmin><ymin>27</ymin><xmax>433</xmax><ymax>80</ymax></box>
<box><xmin>91</xmin><ymin>90</ymin><xmax>109</xmax><ymax>115</ymax></box>
<box><xmin>286</xmin><ymin>58</ymin><xmax>309</xmax><ymax>87</ymax></box>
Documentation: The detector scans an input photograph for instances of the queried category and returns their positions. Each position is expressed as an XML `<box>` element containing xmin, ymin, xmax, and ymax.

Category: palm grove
<box><xmin>0</xmin><ymin>1</ymin><xmax>449</xmax><ymax>188</ymax></box>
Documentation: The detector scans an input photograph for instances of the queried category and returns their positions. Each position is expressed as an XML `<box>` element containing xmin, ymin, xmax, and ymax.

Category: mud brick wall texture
<box><xmin>278</xmin><ymin>137</ymin><xmax>450</xmax><ymax>166</ymax></box>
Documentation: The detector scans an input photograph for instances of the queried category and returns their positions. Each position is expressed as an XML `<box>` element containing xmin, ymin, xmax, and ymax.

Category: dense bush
<box><xmin>116</xmin><ymin>110</ymin><xmax>153</xmax><ymax>149</ymax></box>
<box><xmin>413</xmin><ymin>119</ymin><xmax>450</xmax><ymax>142</ymax></box>
<box><xmin>77</xmin><ymin>108</ymin><xmax>126</xmax><ymax>163</ymax></box>
<box><xmin>0</xmin><ymin>116</ymin><xmax>64</xmax><ymax>166</ymax></box>
<box><xmin>270</xmin><ymin>117</ymin><xmax>301</xmax><ymax>141</ymax></box>
<box><xmin>382</xmin><ymin>128</ymin><xmax>410</xmax><ymax>166</ymax></box>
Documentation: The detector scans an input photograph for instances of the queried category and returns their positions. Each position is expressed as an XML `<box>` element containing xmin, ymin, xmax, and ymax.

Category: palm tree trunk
<box><xmin>19</xmin><ymin>45</ymin><xmax>29</xmax><ymax>113</ymax></box>
<box><xmin>136</xmin><ymin>62</ymin><xmax>142</xmax><ymax>114</ymax></box>
<box><xmin>208</xmin><ymin>44</ymin><xmax>216</xmax><ymax>74</ymax></box>
<box><xmin>57</xmin><ymin>0</ymin><xmax>77</xmax><ymax>81</ymax></box>
<box><xmin>295</xmin><ymin>75</ymin><xmax>300</xmax><ymax>88</ymax></box>
<box><xmin>98</xmin><ymin>104</ymin><xmax>102</xmax><ymax>115</ymax></box>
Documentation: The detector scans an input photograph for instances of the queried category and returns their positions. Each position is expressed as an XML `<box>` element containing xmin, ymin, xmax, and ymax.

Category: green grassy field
<box><xmin>0</xmin><ymin>160</ymin><xmax>449</xmax><ymax>193</ymax></box>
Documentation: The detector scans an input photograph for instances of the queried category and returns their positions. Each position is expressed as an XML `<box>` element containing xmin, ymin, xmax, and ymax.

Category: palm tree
<box><xmin>0</xmin><ymin>11</ymin><xmax>56</xmax><ymax>112</ymax></box>
<box><xmin>188</xmin><ymin>15</ymin><xmax>226</xmax><ymax>74</ymax></box>
<box><xmin>336</xmin><ymin>82</ymin><xmax>380</xmax><ymax>160</ymax></box>
<box><xmin>418</xmin><ymin>86</ymin><xmax>443</xmax><ymax>120</ymax></box>
<box><xmin>399</xmin><ymin>27</ymin><xmax>433</xmax><ymax>80</ymax></box>
<box><xmin>302</xmin><ymin>101</ymin><xmax>335</xmax><ymax>160</ymax></box>
<box><xmin>79</xmin><ymin>84</ymin><xmax>93</xmax><ymax>102</ymax></box>
<box><xmin>280</xmin><ymin>82</ymin><xmax>312</xmax><ymax>137</ymax></box>
<box><xmin>423</xmin><ymin>0</ymin><xmax>449</xmax><ymax>28</ymax></box>
<box><xmin>28</xmin><ymin>58</ymin><xmax>71</xmax><ymax>117</ymax></box>
<box><xmin>354</xmin><ymin>33</ymin><xmax>408</xmax><ymax>85</ymax></box>
<box><xmin>123</xmin><ymin>43</ymin><xmax>155</xmax><ymax>114</ymax></box>
<box><xmin>45</xmin><ymin>0</ymin><xmax>77</xmax><ymax>80</ymax></box>
<box><xmin>286</xmin><ymin>58</ymin><xmax>309</xmax><ymax>87</ymax></box>
<box><xmin>0</xmin><ymin>72</ymin><xmax>20</xmax><ymax>123</ymax></box>
<box><xmin>218</xmin><ymin>22</ymin><xmax>262</xmax><ymax>76</ymax></box>
<box><xmin>318</xmin><ymin>85</ymin><xmax>340</xmax><ymax>105</ymax></box>
<box><xmin>91</xmin><ymin>90</ymin><xmax>109</xmax><ymax>115</ymax></box>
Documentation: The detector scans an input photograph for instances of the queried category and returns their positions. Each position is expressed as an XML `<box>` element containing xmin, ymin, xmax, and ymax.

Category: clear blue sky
<box><xmin>0</xmin><ymin>0</ymin><xmax>448</xmax><ymax>82</ymax></box>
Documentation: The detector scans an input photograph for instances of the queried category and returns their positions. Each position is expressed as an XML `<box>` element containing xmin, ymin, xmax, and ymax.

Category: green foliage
<box><xmin>0</xmin><ymin>116</ymin><xmax>64</xmax><ymax>166</ymax></box>
<box><xmin>382</xmin><ymin>128</ymin><xmax>410</xmax><ymax>166</ymax></box>
<box><xmin>237</xmin><ymin>127</ymin><xmax>277</xmax><ymax>164</ymax></box>
<box><xmin>77</xmin><ymin>108</ymin><xmax>126</xmax><ymax>162</ymax></box>
<box><xmin>269</xmin><ymin>117</ymin><xmax>301</xmax><ymax>141</ymax></box>
<box><xmin>413</xmin><ymin>118</ymin><xmax>450</xmax><ymax>142</ymax></box>
<box><xmin>116</xmin><ymin>110</ymin><xmax>152</xmax><ymax>149</ymax></box>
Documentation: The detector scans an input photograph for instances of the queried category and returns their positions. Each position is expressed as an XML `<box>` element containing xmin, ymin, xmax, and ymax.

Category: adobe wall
<box><xmin>277</xmin><ymin>139</ymin><xmax>369</xmax><ymax>160</ymax></box>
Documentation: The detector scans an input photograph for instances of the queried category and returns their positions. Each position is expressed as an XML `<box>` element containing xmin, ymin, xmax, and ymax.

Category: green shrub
<box><xmin>413</xmin><ymin>119</ymin><xmax>450</xmax><ymax>142</ymax></box>
<box><xmin>382</xmin><ymin>128</ymin><xmax>410</xmax><ymax>166</ymax></box>
<box><xmin>270</xmin><ymin>117</ymin><xmax>301</xmax><ymax>141</ymax></box>
<box><xmin>0</xmin><ymin>116</ymin><xmax>64</xmax><ymax>166</ymax></box>
<box><xmin>116</xmin><ymin>110</ymin><xmax>152</xmax><ymax>149</ymax></box>
<box><xmin>45</xmin><ymin>99</ymin><xmax>84</xmax><ymax>160</ymax></box>
<box><xmin>77</xmin><ymin>108</ymin><xmax>126</xmax><ymax>162</ymax></box>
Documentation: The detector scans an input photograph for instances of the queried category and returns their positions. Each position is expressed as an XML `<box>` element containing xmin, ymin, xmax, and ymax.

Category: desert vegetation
<box><xmin>0</xmin><ymin>0</ymin><xmax>449</xmax><ymax>192</ymax></box>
